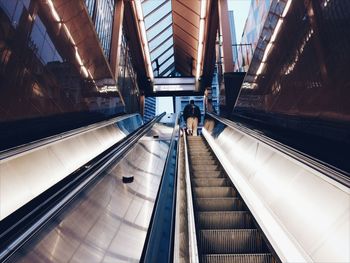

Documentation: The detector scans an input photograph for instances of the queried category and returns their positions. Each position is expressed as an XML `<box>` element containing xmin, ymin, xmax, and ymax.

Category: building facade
<box><xmin>0</xmin><ymin>0</ymin><xmax>140</xmax><ymax>149</ymax></box>
<box><xmin>239</xmin><ymin>0</ymin><xmax>272</xmax><ymax>71</ymax></box>
<box><xmin>144</xmin><ymin>97</ymin><xmax>156</xmax><ymax>122</ymax></box>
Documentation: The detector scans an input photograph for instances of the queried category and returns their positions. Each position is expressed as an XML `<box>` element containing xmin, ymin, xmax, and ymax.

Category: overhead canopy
<box><xmin>141</xmin><ymin>0</ymin><xmax>203</xmax><ymax>78</ymax></box>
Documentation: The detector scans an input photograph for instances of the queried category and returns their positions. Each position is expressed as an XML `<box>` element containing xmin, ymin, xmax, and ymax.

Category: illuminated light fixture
<box><xmin>196</xmin><ymin>0</ymin><xmax>207</xmax><ymax>80</ymax></box>
<box><xmin>47</xmin><ymin>0</ymin><xmax>90</xmax><ymax>80</ymax></box>
<box><xmin>87</xmin><ymin>69</ymin><xmax>94</xmax><ymax>79</ymax></box>
<box><xmin>258</xmin><ymin>0</ymin><xmax>292</xmax><ymax>73</ymax></box>
<box><xmin>81</xmin><ymin>66</ymin><xmax>89</xmax><ymax>78</ymax></box>
<box><xmin>282</xmin><ymin>0</ymin><xmax>292</xmax><ymax>17</ymax></box>
<box><xmin>200</xmin><ymin>0</ymin><xmax>207</xmax><ymax>19</ymax></box>
<box><xmin>271</xmin><ymin>18</ymin><xmax>283</xmax><ymax>42</ymax></box>
<box><xmin>139</xmin><ymin>20</ymin><xmax>147</xmax><ymax>45</ymax></box>
<box><xmin>256</xmin><ymin>62</ymin><xmax>266</xmax><ymax>76</ymax></box>
<box><xmin>47</xmin><ymin>0</ymin><xmax>60</xmax><ymax>22</ymax></box>
<box><xmin>75</xmin><ymin>48</ymin><xmax>83</xmax><ymax>66</ymax></box>
<box><xmin>262</xmin><ymin>42</ymin><xmax>273</xmax><ymax>62</ymax></box>
<box><xmin>133</xmin><ymin>0</ymin><xmax>154</xmax><ymax>80</ymax></box>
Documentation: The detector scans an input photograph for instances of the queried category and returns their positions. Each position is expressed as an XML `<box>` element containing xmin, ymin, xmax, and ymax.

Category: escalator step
<box><xmin>198</xmin><ymin>211</ymin><xmax>254</xmax><ymax>229</ymax></box>
<box><xmin>187</xmin><ymin>137</ymin><xmax>203</xmax><ymax>140</ymax></box>
<box><xmin>188</xmin><ymin>145</ymin><xmax>209</xmax><ymax>149</ymax></box>
<box><xmin>190</xmin><ymin>158</ymin><xmax>216</xmax><ymax>163</ymax></box>
<box><xmin>195</xmin><ymin>198</ymin><xmax>244</xmax><ymax>211</ymax></box>
<box><xmin>201</xmin><ymin>253</ymin><xmax>274</xmax><ymax>263</ymax></box>
<box><xmin>192</xmin><ymin>178</ymin><xmax>231</xmax><ymax>187</ymax></box>
<box><xmin>199</xmin><ymin>229</ymin><xmax>268</xmax><ymax>254</ymax></box>
<box><xmin>194</xmin><ymin>187</ymin><xmax>237</xmax><ymax>198</ymax></box>
<box><xmin>192</xmin><ymin>171</ymin><xmax>224</xmax><ymax>178</ymax></box>
<box><xmin>191</xmin><ymin>165</ymin><xmax>221</xmax><ymax>171</ymax></box>
<box><xmin>189</xmin><ymin>152</ymin><xmax>211</xmax><ymax>155</ymax></box>
<box><xmin>191</xmin><ymin>159</ymin><xmax>217</xmax><ymax>165</ymax></box>
<box><xmin>190</xmin><ymin>153</ymin><xmax>214</xmax><ymax>158</ymax></box>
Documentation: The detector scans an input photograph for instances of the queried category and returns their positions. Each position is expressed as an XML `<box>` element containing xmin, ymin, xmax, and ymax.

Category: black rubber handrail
<box><xmin>140</xmin><ymin>113</ymin><xmax>180</xmax><ymax>263</ymax></box>
<box><xmin>0</xmin><ymin>113</ymin><xmax>139</xmax><ymax>161</ymax></box>
<box><xmin>206</xmin><ymin>112</ymin><xmax>350</xmax><ymax>187</ymax></box>
<box><xmin>0</xmin><ymin>112</ymin><xmax>166</xmax><ymax>262</ymax></box>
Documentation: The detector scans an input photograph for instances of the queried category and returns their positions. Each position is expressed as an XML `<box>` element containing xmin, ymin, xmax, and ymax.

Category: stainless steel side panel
<box><xmin>8</xmin><ymin>123</ymin><xmax>174</xmax><ymax>263</ymax></box>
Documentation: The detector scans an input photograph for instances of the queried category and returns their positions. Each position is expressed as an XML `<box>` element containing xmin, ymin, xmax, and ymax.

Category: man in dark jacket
<box><xmin>183</xmin><ymin>99</ymin><xmax>201</xmax><ymax>136</ymax></box>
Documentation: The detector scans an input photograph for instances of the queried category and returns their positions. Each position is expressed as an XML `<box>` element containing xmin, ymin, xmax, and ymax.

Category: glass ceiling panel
<box><xmin>163</xmin><ymin>67</ymin><xmax>175</xmax><ymax>76</ymax></box>
<box><xmin>144</xmin><ymin>1</ymin><xmax>172</xmax><ymax>29</ymax></box>
<box><xmin>146</xmin><ymin>15</ymin><xmax>172</xmax><ymax>40</ymax></box>
<box><xmin>142</xmin><ymin>0</ymin><xmax>166</xmax><ymax>15</ymax></box>
<box><xmin>159</xmin><ymin>56</ymin><xmax>175</xmax><ymax>74</ymax></box>
<box><xmin>142</xmin><ymin>0</ymin><xmax>178</xmax><ymax>76</ymax></box>
<box><xmin>157</xmin><ymin>47</ymin><xmax>174</xmax><ymax>65</ymax></box>
<box><xmin>149</xmin><ymin>26</ymin><xmax>172</xmax><ymax>50</ymax></box>
<box><xmin>150</xmin><ymin>37</ymin><xmax>173</xmax><ymax>61</ymax></box>
<box><xmin>152</xmin><ymin>53</ymin><xmax>174</xmax><ymax>71</ymax></box>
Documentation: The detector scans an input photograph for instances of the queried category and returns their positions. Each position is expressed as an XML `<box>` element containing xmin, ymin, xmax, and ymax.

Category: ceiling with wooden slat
<box><xmin>141</xmin><ymin>0</ymin><xmax>202</xmax><ymax>77</ymax></box>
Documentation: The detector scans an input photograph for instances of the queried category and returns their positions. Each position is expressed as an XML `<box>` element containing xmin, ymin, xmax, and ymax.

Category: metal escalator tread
<box><xmin>187</xmin><ymin>136</ymin><xmax>275</xmax><ymax>263</ymax></box>
<box><xmin>193</xmin><ymin>178</ymin><xmax>231</xmax><ymax>187</ymax></box>
<box><xmin>194</xmin><ymin>187</ymin><xmax>238</xmax><ymax>198</ymax></box>
<box><xmin>195</xmin><ymin>198</ymin><xmax>245</xmax><ymax>211</ymax></box>
<box><xmin>201</xmin><ymin>254</ymin><xmax>274</xmax><ymax>263</ymax></box>
<box><xmin>197</xmin><ymin>211</ymin><xmax>254</xmax><ymax>229</ymax></box>
<box><xmin>192</xmin><ymin>171</ymin><xmax>225</xmax><ymax>178</ymax></box>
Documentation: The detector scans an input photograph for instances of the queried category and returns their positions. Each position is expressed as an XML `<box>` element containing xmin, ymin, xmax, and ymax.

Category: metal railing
<box><xmin>206</xmin><ymin>112</ymin><xmax>350</xmax><ymax>187</ymax></box>
<box><xmin>183</xmin><ymin>132</ymin><xmax>200</xmax><ymax>262</ymax></box>
<box><xmin>141</xmin><ymin>113</ymin><xmax>180</xmax><ymax>262</ymax></box>
<box><xmin>0</xmin><ymin>113</ymin><xmax>140</xmax><ymax>161</ymax></box>
<box><xmin>0</xmin><ymin>113</ymin><xmax>165</xmax><ymax>262</ymax></box>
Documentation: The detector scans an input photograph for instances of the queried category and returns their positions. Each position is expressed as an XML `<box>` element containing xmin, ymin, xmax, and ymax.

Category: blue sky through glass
<box><xmin>142</xmin><ymin>0</ymin><xmax>176</xmax><ymax>77</ymax></box>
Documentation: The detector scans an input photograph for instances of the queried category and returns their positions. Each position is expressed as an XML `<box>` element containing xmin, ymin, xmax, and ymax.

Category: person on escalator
<box><xmin>183</xmin><ymin>99</ymin><xmax>201</xmax><ymax>136</ymax></box>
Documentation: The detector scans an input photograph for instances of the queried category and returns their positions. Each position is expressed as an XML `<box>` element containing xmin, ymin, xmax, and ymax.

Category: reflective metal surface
<box><xmin>0</xmin><ymin>114</ymin><xmax>143</xmax><ymax>220</ymax></box>
<box><xmin>202</xmin><ymin>115</ymin><xmax>350</xmax><ymax>263</ymax></box>
<box><xmin>8</xmin><ymin>123</ymin><xmax>174</xmax><ymax>263</ymax></box>
<box><xmin>235</xmin><ymin>0</ymin><xmax>350</xmax><ymax>122</ymax></box>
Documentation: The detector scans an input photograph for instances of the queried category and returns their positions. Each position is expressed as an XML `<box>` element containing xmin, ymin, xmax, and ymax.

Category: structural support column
<box><xmin>218</xmin><ymin>0</ymin><xmax>234</xmax><ymax>73</ymax></box>
<box><xmin>110</xmin><ymin>0</ymin><xmax>125</xmax><ymax>78</ymax></box>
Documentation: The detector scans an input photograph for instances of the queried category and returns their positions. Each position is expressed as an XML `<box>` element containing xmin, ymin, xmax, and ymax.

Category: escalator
<box><xmin>0</xmin><ymin>113</ymin><xmax>178</xmax><ymax>263</ymax></box>
<box><xmin>187</xmin><ymin>136</ymin><xmax>277</xmax><ymax>263</ymax></box>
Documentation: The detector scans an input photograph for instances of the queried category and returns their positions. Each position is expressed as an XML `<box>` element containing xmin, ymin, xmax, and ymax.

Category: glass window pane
<box><xmin>149</xmin><ymin>26</ymin><xmax>172</xmax><ymax>50</ymax></box>
<box><xmin>163</xmin><ymin>67</ymin><xmax>174</xmax><ymax>76</ymax></box>
<box><xmin>142</xmin><ymin>0</ymin><xmax>166</xmax><ymax>16</ymax></box>
<box><xmin>0</xmin><ymin>0</ymin><xmax>17</xmax><ymax>19</ymax></box>
<box><xmin>144</xmin><ymin>1</ymin><xmax>171</xmax><ymax>29</ymax></box>
<box><xmin>159</xmin><ymin>56</ymin><xmax>174</xmax><ymax>75</ymax></box>
<box><xmin>157</xmin><ymin>47</ymin><xmax>174</xmax><ymax>65</ymax></box>
<box><xmin>146</xmin><ymin>15</ymin><xmax>172</xmax><ymax>40</ymax></box>
<box><xmin>150</xmin><ymin>37</ymin><xmax>173</xmax><ymax>61</ymax></box>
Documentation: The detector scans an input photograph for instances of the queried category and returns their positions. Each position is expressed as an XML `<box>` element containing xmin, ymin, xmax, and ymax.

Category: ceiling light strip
<box><xmin>133</xmin><ymin>0</ymin><xmax>154</xmax><ymax>80</ymax></box>
<box><xmin>256</xmin><ymin>0</ymin><xmax>292</xmax><ymax>76</ymax></box>
<box><xmin>196</xmin><ymin>0</ymin><xmax>207</xmax><ymax>80</ymax></box>
<box><xmin>47</xmin><ymin>0</ymin><xmax>89</xmax><ymax>78</ymax></box>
